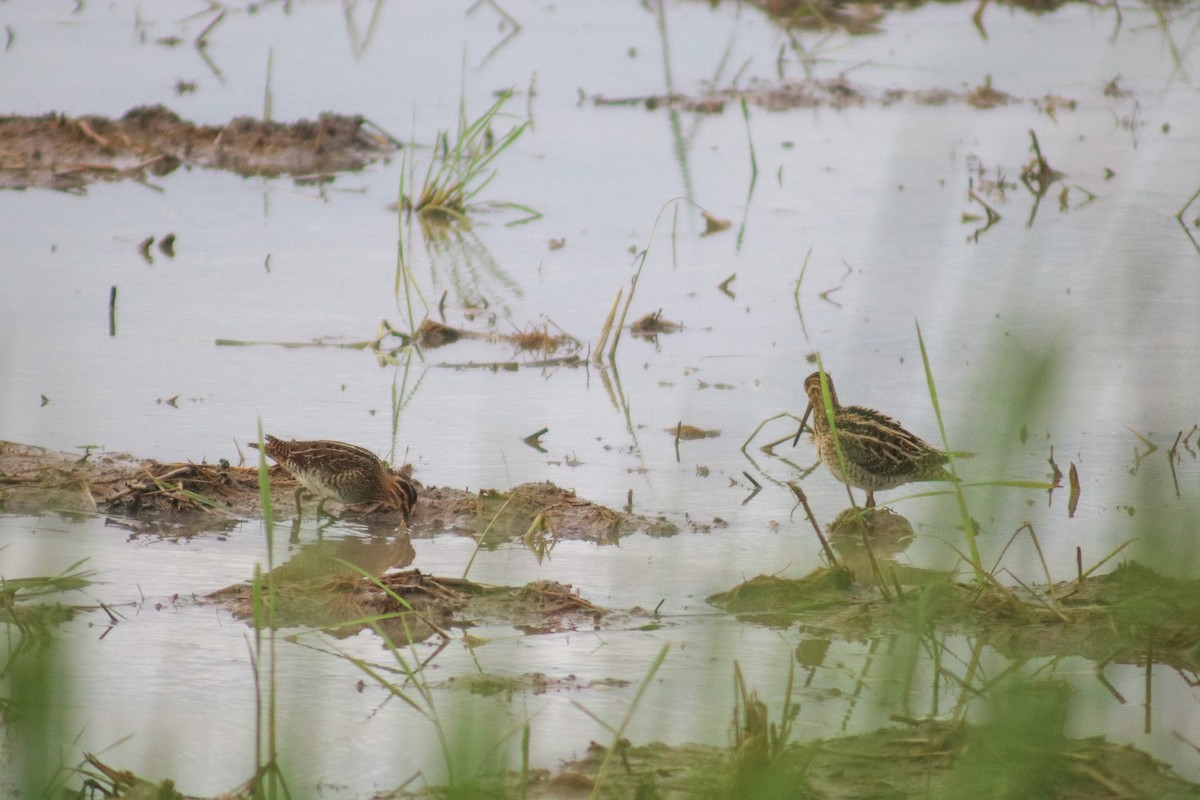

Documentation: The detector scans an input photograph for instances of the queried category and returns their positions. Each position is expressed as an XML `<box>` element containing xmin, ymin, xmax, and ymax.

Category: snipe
<box><xmin>249</xmin><ymin>435</ymin><xmax>418</xmax><ymax>523</ymax></box>
<box><xmin>796</xmin><ymin>371</ymin><xmax>954</xmax><ymax>508</ymax></box>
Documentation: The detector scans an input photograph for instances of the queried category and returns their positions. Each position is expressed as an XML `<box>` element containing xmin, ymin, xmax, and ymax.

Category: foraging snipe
<box><xmin>796</xmin><ymin>371</ymin><xmax>954</xmax><ymax>508</ymax></box>
<box><xmin>249</xmin><ymin>435</ymin><xmax>417</xmax><ymax>523</ymax></box>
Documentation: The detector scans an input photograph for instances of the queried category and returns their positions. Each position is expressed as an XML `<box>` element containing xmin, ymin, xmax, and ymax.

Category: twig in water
<box><xmin>786</xmin><ymin>482</ymin><xmax>836</xmax><ymax>567</ymax></box>
<box><xmin>1168</xmin><ymin>430</ymin><xmax>1184</xmax><ymax>497</ymax></box>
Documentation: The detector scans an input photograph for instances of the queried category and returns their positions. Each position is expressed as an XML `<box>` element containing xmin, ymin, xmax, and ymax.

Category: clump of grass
<box><xmin>391</xmin><ymin>88</ymin><xmax>536</xmax><ymax>345</ymax></box>
<box><xmin>508</xmin><ymin>319</ymin><xmax>580</xmax><ymax>357</ymax></box>
<box><xmin>400</xmin><ymin>89</ymin><xmax>535</xmax><ymax>224</ymax></box>
<box><xmin>729</xmin><ymin>662</ymin><xmax>809</xmax><ymax>799</ymax></box>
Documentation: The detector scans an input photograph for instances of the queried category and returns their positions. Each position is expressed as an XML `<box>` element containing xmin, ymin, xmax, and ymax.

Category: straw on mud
<box><xmin>140</xmin><ymin>466</ymin><xmax>223</xmax><ymax>512</ymax></box>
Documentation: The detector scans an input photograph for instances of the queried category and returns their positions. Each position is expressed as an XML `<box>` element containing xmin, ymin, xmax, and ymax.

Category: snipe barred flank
<box><xmin>249</xmin><ymin>435</ymin><xmax>417</xmax><ymax>522</ymax></box>
<box><xmin>797</xmin><ymin>372</ymin><xmax>954</xmax><ymax>508</ymax></box>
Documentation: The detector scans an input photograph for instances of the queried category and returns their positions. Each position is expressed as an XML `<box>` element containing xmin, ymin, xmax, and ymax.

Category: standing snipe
<box><xmin>796</xmin><ymin>371</ymin><xmax>955</xmax><ymax>507</ymax></box>
<box><xmin>249</xmin><ymin>435</ymin><xmax>418</xmax><ymax>523</ymax></box>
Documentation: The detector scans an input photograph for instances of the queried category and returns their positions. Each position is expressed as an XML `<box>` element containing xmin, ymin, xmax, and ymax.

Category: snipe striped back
<box><xmin>251</xmin><ymin>435</ymin><xmax>417</xmax><ymax>520</ymax></box>
<box><xmin>800</xmin><ymin>372</ymin><xmax>953</xmax><ymax>501</ymax></box>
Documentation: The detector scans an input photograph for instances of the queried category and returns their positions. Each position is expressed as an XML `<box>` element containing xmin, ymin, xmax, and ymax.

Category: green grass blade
<box><xmin>915</xmin><ymin>320</ymin><xmax>983</xmax><ymax>580</ymax></box>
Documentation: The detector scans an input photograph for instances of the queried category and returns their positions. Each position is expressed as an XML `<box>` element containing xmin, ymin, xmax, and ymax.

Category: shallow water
<box><xmin>3</xmin><ymin>0</ymin><xmax>1200</xmax><ymax>795</ymax></box>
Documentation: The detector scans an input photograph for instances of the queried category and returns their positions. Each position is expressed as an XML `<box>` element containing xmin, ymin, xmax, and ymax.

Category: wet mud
<box><xmin>11</xmin><ymin>433</ymin><xmax>1200</xmax><ymax>798</ymax></box>
<box><xmin>0</xmin><ymin>441</ymin><xmax>676</xmax><ymax>543</ymax></box>
<box><xmin>709</xmin><ymin>559</ymin><xmax>1200</xmax><ymax>673</ymax></box>
<box><xmin>515</xmin><ymin>716</ymin><xmax>1200</xmax><ymax>800</ymax></box>
<box><xmin>208</xmin><ymin>569</ymin><xmax>607</xmax><ymax>644</ymax></box>
<box><xmin>0</xmin><ymin>105</ymin><xmax>397</xmax><ymax>192</ymax></box>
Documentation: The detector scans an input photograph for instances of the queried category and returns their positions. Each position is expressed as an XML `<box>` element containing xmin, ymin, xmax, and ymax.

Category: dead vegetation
<box><xmin>412</xmin><ymin>317</ymin><xmax>582</xmax><ymax>357</ymax></box>
<box><xmin>0</xmin><ymin>105</ymin><xmax>397</xmax><ymax>192</ymax></box>
<box><xmin>592</xmin><ymin>76</ymin><xmax>1074</xmax><ymax>116</ymax></box>
<box><xmin>629</xmin><ymin>309</ymin><xmax>682</xmax><ymax>337</ymax></box>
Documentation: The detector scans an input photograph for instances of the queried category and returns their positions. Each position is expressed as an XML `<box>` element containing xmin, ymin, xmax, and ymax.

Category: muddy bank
<box><xmin>0</xmin><ymin>441</ymin><xmax>677</xmax><ymax>543</ymax></box>
<box><xmin>0</xmin><ymin>105</ymin><xmax>397</xmax><ymax>192</ymax></box>
<box><xmin>709</xmin><ymin>560</ymin><xmax>1200</xmax><ymax>672</ymax></box>
<box><xmin>519</xmin><ymin>717</ymin><xmax>1200</xmax><ymax>800</ymax></box>
<box><xmin>208</xmin><ymin>568</ymin><xmax>609</xmax><ymax>643</ymax></box>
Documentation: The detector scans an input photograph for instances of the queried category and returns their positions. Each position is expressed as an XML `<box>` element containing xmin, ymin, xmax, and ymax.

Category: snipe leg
<box><xmin>290</xmin><ymin>488</ymin><xmax>309</xmax><ymax>540</ymax></box>
<box><xmin>293</xmin><ymin>487</ymin><xmax>310</xmax><ymax>521</ymax></box>
<box><xmin>865</xmin><ymin>492</ymin><xmax>877</xmax><ymax>509</ymax></box>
